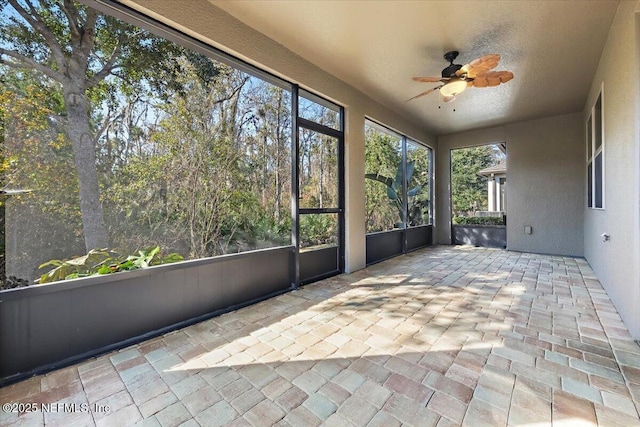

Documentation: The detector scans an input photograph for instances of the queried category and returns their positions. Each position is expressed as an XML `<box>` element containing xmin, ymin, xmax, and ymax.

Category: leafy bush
<box><xmin>453</xmin><ymin>216</ymin><xmax>505</xmax><ymax>226</ymax></box>
<box><xmin>300</xmin><ymin>214</ymin><xmax>336</xmax><ymax>248</ymax></box>
<box><xmin>37</xmin><ymin>246</ymin><xmax>183</xmax><ymax>284</ymax></box>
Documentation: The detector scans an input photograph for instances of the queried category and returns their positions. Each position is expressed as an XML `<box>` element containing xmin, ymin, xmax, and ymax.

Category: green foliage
<box><xmin>450</xmin><ymin>145</ymin><xmax>503</xmax><ymax>215</ymax></box>
<box><xmin>366</xmin><ymin>160</ymin><xmax>416</xmax><ymax>222</ymax></box>
<box><xmin>364</xmin><ymin>126</ymin><xmax>431</xmax><ymax>233</ymax></box>
<box><xmin>364</xmin><ymin>128</ymin><xmax>402</xmax><ymax>232</ymax></box>
<box><xmin>406</xmin><ymin>142</ymin><xmax>431</xmax><ymax>226</ymax></box>
<box><xmin>1</xmin><ymin>1</ymin><xmax>307</xmax><ymax>286</ymax></box>
<box><xmin>37</xmin><ymin>246</ymin><xmax>184</xmax><ymax>284</ymax></box>
<box><xmin>1</xmin><ymin>0</ymin><xmax>196</xmax><ymax>252</ymax></box>
<box><xmin>365</xmin><ymin>160</ymin><xmax>429</xmax><ymax>229</ymax></box>
<box><xmin>1</xmin><ymin>72</ymin><xmax>85</xmax><ymax>280</ymax></box>
<box><xmin>453</xmin><ymin>216</ymin><xmax>505</xmax><ymax>226</ymax></box>
<box><xmin>299</xmin><ymin>129</ymin><xmax>338</xmax><ymax>209</ymax></box>
<box><xmin>300</xmin><ymin>215</ymin><xmax>336</xmax><ymax>248</ymax></box>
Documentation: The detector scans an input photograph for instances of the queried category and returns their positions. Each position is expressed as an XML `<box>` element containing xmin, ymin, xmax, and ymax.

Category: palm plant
<box><xmin>365</xmin><ymin>160</ymin><xmax>428</xmax><ymax>227</ymax></box>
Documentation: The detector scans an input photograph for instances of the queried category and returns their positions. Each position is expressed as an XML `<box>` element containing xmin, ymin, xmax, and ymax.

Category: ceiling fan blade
<box><xmin>412</xmin><ymin>76</ymin><xmax>444</xmax><ymax>83</ymax></box>
<box><xmin>472</xmin><ymin>71</ymin><xmax>514</xmax><ymax>88</ymax></box>
<box><xmin>457</xmin><ymin>54</ymin><xmax>501</xmax><ymax>78</ymax></box>
<box><xmin>406</xmin><ymin>86</ymin><xmax>442</xmax><ymax>101</ymax></box>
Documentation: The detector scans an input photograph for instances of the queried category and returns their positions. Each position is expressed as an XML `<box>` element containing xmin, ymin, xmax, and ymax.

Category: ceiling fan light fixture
<box><xmin>409</xmin><ymin>53</ymin><xmax>512</xmax><ymax>103</ymax></box>
<box><xmin>439</xmin><ymin>78</ymin><xmax>468</xmax><ymax>98</ymax></box>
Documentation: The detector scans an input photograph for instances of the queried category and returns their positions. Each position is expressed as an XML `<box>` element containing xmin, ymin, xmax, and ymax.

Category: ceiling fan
<box><xmin>408</xmin><ymin>51</ymin><xmax>514</xmax><ymax>103</ymax></box>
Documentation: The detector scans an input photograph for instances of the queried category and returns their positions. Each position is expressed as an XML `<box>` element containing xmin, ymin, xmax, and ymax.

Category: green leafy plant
<box><xmin>453</xmin><ymin>216</ymin><xmax>505</xmax><ymax>226</ymax></box>
<box><xmin>37</xmin><ymin>246</ymin><xmax>184</xmax><ymax>284</ymax></box>
<box><xmin>300</xmin><ymin>214</ymin><xmax>336</xmax><ymax>248</ymax></box>
<box><xmin>365</xmin><ymin>160</ymin><xmax>428</xmax><ymax>227</ymax></box>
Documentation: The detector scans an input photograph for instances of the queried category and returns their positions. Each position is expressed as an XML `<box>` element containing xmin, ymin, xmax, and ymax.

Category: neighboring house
<box><xmin>477</xmin><ymin>162</ymin><xmax>506</xmax><ymax>213</ymax></box>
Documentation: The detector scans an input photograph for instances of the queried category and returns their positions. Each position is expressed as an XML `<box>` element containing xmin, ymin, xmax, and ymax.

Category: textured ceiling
<box><xmin>210</xmin><ymin>0</ymin><xmax>620</xmax><ymax>135</ymax></box>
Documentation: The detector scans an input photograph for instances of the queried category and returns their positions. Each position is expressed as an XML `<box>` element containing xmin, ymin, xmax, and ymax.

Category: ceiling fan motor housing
<box><xmin>442</xmin><ymin>63</ymin><xmax>462</xmax><ymax>78</ymax></box>
<box><xmin>442</xmin><ymin>50</ymin><xmax>462</xmax><ymax>78</ymax></box>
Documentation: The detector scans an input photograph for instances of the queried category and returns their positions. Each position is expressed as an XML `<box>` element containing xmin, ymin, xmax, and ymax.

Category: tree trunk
<box><xmin>64</xmin><ymin>88</ymin><xmax>109</xmax><ymax>251</ymax></box>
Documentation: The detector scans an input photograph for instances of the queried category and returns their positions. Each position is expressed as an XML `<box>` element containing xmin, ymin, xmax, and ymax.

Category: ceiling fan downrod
<box><xmin>443</xmin><ymin>50</ymin><xmax>459</xmax><ymax>64</ymax></box>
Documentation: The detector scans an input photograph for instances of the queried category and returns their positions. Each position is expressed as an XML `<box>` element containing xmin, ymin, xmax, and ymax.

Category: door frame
<box><xmin>292</xmin><ymin>86</ymin><xmax>345</xmax><ymax>287</ymax></box>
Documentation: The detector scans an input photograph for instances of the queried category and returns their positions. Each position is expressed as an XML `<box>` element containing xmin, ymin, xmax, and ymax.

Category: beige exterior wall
<box><xmin>436</xmin><ymin>113</ymin><xmax>584</xmax><ymax>257</ymax></box>
<box><xmin>583</xmin><ymin>1</ymin><xmax>640</xmax><ymax>338</ymax></box>
<box><xmin>120</xmin><ymin>0</ymin><xmax>436</xmax><ymax>273</ymax></box>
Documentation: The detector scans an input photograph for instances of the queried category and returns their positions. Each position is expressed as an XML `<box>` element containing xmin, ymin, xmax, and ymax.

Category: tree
<box><xmin>407</xmin><ymin>142</ymin><xmax>431</xmax><ymax>226</ymax></box>
<box><xmin>0</xmin><ymin>69</ymin><xmax>85</xmax><ymax>282</ymax></box>
<box><xmin>152</xmin><ymin>62</ymin><xmax>251</xmax><ymax>257</ymax></box>
<box><xmin>2</xmin><ymin>0</ymin><xmax>299</xmax><ymax>283</ymax></box>
<box><xmin>364</xmin><ymin>126</ymin><xmax>402</xmax><ymax>232</ymax></box>
<box><xmin>238</xmin><ymin>84</ymin><xmax>291</xmax><ymax>228</ymax></box>
<box><xmin>364</xmin><ymin>125</ymin><xmax>432</xmax><ymax>232</ymax></box>
<box><xmin>0</xmin><ymin>0</ymin><xmax>180</xmax><ymax>251</ymax></box>
<box><xmin>366</xmin><ymin>160</ymin><xmax>422</xmax><ymax>227</ymax></box>
<box><xmin>450</xmin><ymin>145</ymin><xmax>503</xmax><ymax>215</ymax></box>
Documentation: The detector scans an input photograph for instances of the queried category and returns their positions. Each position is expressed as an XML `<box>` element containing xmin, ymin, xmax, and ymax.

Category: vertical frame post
<box><xmin>401</xmin><ymin>137</ymin><xmax>408</xmax><ymax>254</ymax></box>
<box><xmin>291</xmin><ymin>85</ymin><xmax>300</xmax><ymax>289</ymax></box>
<box><xmin>338</xmin><ymin>107</ymin><xmax>346</xmax><ymax>273</ymax></box>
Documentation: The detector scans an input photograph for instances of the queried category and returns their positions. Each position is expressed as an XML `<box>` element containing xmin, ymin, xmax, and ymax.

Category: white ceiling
<box><xmin>210</xmin><ymin>0</ymin><xmax>620</xmax><ymax>135</ymax></box>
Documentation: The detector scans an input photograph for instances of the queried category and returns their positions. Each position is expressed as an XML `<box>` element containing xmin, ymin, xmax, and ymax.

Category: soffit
<box><xmin>210</xmin><ymin>0</ymin><xmax>620</xmax><ymax>135</ymax></box>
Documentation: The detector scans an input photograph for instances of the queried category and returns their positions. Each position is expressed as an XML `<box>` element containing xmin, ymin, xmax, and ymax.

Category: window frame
<box><xmin>7</xmin><ymin>0</ymin><xmax>349</xmax><ymax>283</ymax></box>
<box><xmin>586</xmin><ymin>83</ymin><xmax>605</xmax><ymax>210</ymax></box>
<box><xmin>364</xmin><ymin>120</ymin><xmax>404</xmax><ymax>233</ymax></box>
<box><xmin>405</xmin><ymin>138</ymin><xmax>434</xmax><ymax>228</ymax></box>
<box><xmin>364</xmin><ymin>118</ymin><xmax>434</xmax><ymax>233</ymax></box>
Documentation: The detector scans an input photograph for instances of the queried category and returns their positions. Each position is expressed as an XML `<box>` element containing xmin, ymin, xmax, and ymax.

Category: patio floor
<box><xmin>2</xmin><ymin>245</ymin><xmax>640</xmax><ymax>427</ymax></box>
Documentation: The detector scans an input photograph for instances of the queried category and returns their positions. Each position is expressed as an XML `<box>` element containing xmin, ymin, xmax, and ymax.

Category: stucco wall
<box><xmin>505</xmin><ymin>114</ymin><xmax>584</xmax><ymax>256</ymax></box>
<box><xmin>437</xmin><ymin>113</ymin><xmax>584</xmax><ymax>257</ymax></box>
<box><xmin>583</xmin><ymin>1</ymin><xmax>640</xmax><ymax>338</ymax></box>
<box><xmin>114</xmin><ymin>0</ymin><xmax>437</xmax><ymax>273</ymax></box>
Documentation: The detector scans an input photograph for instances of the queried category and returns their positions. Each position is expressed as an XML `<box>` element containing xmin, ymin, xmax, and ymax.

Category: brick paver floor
<box><xmin>2</xmin><ymin>245</ymin><xmax>640</xmax><ymax>426</ymax></box>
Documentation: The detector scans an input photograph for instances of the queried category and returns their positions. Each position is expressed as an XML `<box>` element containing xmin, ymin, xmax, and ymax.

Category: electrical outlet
<box><xmin>524</xmin><ymin>226</ymin><xmax>532</xmax><ymax>234</ymax></box>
